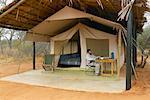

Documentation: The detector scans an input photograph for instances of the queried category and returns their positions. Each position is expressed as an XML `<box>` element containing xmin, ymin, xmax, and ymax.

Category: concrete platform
<box><xmin>0</xmin><ymin>69</ymin><xmax>125</xmax><ymax>93</ymax></box>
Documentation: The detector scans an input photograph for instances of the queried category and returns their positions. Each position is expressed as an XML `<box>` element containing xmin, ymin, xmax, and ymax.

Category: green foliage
<box><xmin>137</xmin><ymin>27</ymin><xmax>150</xmax><ymax>50</ymax></box>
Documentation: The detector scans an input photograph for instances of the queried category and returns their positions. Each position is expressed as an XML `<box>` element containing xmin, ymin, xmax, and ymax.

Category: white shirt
<box><xmin>86</xmin><ymin>53</ymin><xmax>96</xmax><ymax>61</ymax></box>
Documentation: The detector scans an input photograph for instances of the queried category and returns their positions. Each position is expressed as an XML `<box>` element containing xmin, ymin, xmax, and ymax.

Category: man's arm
<box><xmin>86</xmin><ymin>54</ymin><xmax>96</xmax><ymax>61</ymax></box>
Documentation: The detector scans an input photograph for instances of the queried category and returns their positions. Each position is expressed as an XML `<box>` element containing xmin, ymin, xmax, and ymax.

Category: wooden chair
<box><xmin>42</xmin><ymin>54</ymin><xmax>55</xmax><ymax>72</ymax></box>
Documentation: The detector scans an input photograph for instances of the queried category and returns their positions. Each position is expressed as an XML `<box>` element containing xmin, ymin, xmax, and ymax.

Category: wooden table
<box><xmin>96</xmin><ymin>59</ymin><xmax>117</xmax><ymax>76</ymax></box>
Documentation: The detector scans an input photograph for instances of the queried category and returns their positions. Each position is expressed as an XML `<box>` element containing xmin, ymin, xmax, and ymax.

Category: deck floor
<box><xmin>0</xmin><ymin>69</ymin><xmax>126</xmax><ymax>93</ymax></box>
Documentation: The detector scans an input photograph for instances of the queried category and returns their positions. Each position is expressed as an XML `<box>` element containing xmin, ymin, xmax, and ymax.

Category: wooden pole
<box><xmin>135</xmin><ymin>32</ymin><xmax>137</xmax><ymax>62</ymax></box>
<box><xmin>33</xmin><ymin>42</ymin><xmax>36</xmax><ymax>70</ymax></box>
<box><xmin>132</xmin><ymin>21</ymin><xmax>137</xmax><ymax>66</ymax></box>
<box><xmin>126</xmin><ymin>10</ymin><xmax>133</xmax><ymax>90</ymax></box>
<box><xmin>132</xmin><ymin>21</ymin><xmax>137</xmax><ymax>67</ymax></box>
<box><xmin>15</xmin><ymin>8</ymin><xmax>20</xmax><ymax>20</ymax></box>
<box><xmin>0</xmin><ymin>0</ymin><xmax>26</xmax><ymax>19</ymax></box>
<box><xmin>117</xmin><ymin>29</ymin><xmax>122</xmax><ymax>77</ymax></box>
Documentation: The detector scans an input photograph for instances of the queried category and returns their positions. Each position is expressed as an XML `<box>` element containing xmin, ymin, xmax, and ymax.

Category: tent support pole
<box><xmin>33</xmin><ymin>42</ymin><xmax>36</xmax><ymax>70</ymax></box>
<box><xmin>133</xmin><ymin>21</ymin><xmax>137</xmax><ymax>67</ymax></box>
<box><xmin>117</xmin><ymin>30</ymin><xmax>121</xmax><ymax>77</ymax></box>
<box><xmin>126</xmin><ymin>10</ymin><xmax>133</xmax><ymax>90</ymax></box>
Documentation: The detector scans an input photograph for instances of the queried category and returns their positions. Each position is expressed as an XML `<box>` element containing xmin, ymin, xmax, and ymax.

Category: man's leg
<box><xmin>95</xmin><ymin>63</ymin><xmax>100</xmax><ymax>75</ymax></box>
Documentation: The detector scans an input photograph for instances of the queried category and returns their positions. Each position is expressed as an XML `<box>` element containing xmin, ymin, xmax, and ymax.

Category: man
<box><xmin>86</xmin><ymin>49</ymin><xmax>100</xmax><ymax>75</ymax></box>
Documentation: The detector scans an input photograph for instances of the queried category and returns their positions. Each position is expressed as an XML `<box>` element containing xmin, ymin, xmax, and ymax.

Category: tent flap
<box><xmin>24</xmin><ymin>33</ymin><xmax>50</xmax><ymax>42</ymax></box>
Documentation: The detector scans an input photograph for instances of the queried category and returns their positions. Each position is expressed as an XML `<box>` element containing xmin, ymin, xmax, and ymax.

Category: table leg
<box><xmin>101</xmin><ymin>63</ymin><xmax>103</xmax><ymax>75</ymax></box>
<box><xmin>111</xmin><ymin>62</ymin><xmax>114</xmax><ymax>76</ymax></box>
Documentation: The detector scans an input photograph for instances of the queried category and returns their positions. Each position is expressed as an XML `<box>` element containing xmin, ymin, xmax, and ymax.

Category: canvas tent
<box><xmin>50</xmin><ymin>23</ymin><xmax>125</xmax><ymax>68</ymax></box>
<box><xmin>25</xmin><ymin>6</ymin><xmax>126</xmax><ymax>72</ymax></box>
<box><xmin>0</xmin><ymin>0</ymin><xmax>148</xmax><ymax>90</ymax></box>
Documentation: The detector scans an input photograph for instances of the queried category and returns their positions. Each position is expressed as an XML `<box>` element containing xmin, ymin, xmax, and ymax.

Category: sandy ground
<box><xmin>0</xmin><ymin>57</ymin><xmax>150</xmax><ymax>100</ymax></box>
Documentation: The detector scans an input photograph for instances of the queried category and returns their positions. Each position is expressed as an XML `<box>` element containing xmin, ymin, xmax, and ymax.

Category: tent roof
<box><xmin>46</xmin><ymin>6</ymin><xmax>123</xmax><ymax>29</ymax></box>
<box><xmin>25</xmin><ymin>23</ymin><xmax>117</xmax><ymax>42</ymax></box>
<box><xmin>25</xmin><ymin>6</ymin><xmax>125</xmax><ymax>42</ymax></box>
<box><xmin>0</xmin><ymin>0</ymin><xmax>149</xmax><ymax>32</ymax></box>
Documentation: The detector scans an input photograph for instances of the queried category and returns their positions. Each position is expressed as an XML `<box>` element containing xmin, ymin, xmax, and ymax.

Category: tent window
<box><xmin>86</xmin><ymin>39</ymin><xmax>109</xmax><ymax>57</ymax></box>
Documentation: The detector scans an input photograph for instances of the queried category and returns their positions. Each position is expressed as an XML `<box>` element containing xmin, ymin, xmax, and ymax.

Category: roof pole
<box><xmin>117</xmin><ymin>29</ymin><xmax>122</xmax><ymax>77</ymax></box>
<box><xmin>33</xmin><ymin>42</ymin><xmax>36</xmax><ymax>70</ymax></box>
<box><xmin>132</xmin><ymin>21</ymin><xmax>137</xmax><ymax>67</ymax></box>
<box><xmin>126</xmin><ymin>10</ymin><xmax>133</xmax><ymax>90</ymax></box>
<box><xmin>0</xmin><ymin>0</ymin><xmax>26</xmax><ymax>19</ymax></box>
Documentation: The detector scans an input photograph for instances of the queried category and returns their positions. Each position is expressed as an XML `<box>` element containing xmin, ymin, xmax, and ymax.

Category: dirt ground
<box><xmin>0</xmin><ymin>57</ymin><xmax>150</xmax><ymax>100</ymax></box>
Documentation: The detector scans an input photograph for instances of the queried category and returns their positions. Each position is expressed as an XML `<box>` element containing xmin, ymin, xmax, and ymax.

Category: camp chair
<box><xmin>85</xmin><ymin>60</ymin><xmax>95</xmax><ymax>75</ymax></box>
<box><xmin>42</xmin><ymin>54</ymin><xmax>55</xmax><ymax>72</ymax></box>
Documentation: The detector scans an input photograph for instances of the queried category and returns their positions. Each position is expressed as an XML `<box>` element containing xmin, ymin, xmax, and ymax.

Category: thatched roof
<box><xmin>0</xmin><ymin>0</ymin><xmax>149</xmax><ymax>32</ymax></box>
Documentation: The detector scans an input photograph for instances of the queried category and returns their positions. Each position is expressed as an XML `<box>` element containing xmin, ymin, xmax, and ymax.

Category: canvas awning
<box><xmin>25</xmin><ymin>6</ymin><xmax>126</xmax><ymax>42</ymax></box>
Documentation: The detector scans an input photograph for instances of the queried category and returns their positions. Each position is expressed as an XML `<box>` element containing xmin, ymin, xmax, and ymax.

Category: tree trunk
<box><xmin>138</xmin><ymin>50</ymin><xmax>149</xmax><ymax>68</ymax></box>
<box><xmin>0</xmin><ymin>36</ymin><xmax>3</xmax><ymax>54</ymax></box>
<box><xmin>137</xmin><ymin>50</ymin><xmax>144</xmax><ymax>67</ymax></box>
<box><xmin>8</xmin><ymin>41</ymin><xmax>12</xmax><ymax>49</ymax></box>
<box><xmin>8</xmin><ymin>34</ymin><xmax>13</xmax><ymax>50</ymax></box>
<box><xmin>141</xmin><ymin>55</ymin><xmax>149</xmax><ymax>68</ymax></box>
<box><xmin>140</xmin><ymin>53</ymin><xmax>144</xmax><ymax>66</ymax></box>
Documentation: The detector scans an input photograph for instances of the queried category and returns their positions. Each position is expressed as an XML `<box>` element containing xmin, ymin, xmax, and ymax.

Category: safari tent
<box><xmin>50</xmin><ymin>23</ymin><xmax>125</xmax><ymax>68</ymax></box>
<box><xmin>25</xmin><ymin>6</ymin><xmax>125</xmax><ymax>68</ymax></box>
<box><xmin>0</xmin><ymin>0</ymin><xmax>149</xmax><ymax>90</ymax></box>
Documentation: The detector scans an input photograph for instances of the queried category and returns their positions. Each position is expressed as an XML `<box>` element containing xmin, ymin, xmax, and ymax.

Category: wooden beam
<box><xmin>8</xmin><ymin>12</ymin><xmax>40</xmax><ymax>24</ymax></box>
<box><xmin>33</xmin><ymin>42</ymin><xmax>36</xmax><ymax>70</ymax></box>
<box><xmin>37</xmin><ymin>0</ymin><xmax>56</xmax><ymax>12</ymax></box>
<box><xmin>102</xmin><ymin>0</ymin><xmax>116</xmax><ymax>11</ymax></box>
<box><xmin>0</xmin><ymin>0</ymin><xmax>26</xmax><ymax>19</ymax></box>
<box><xmin>14</xmin><ymin>7</ymin><xmax>45</xmax><ymax>21</ymax></box>
<box><xmin>15</xmin><ymin>8</ymin><xmax>20</xmax><ymax>20</ymax></box>
<box><xmin>1</xmin><ymin>20</ymin><xmax>31</xmax><ymax>30</ymax></box>
<box><xmin>24</xmin><ymin>1</ymin><xmax>55</xmax><ymax>14</ymax></box>
<box><xmin>126</xmin><ymin>10</ymin><xmax>133</xmax><ymax>90</ymax></box>
<box><xmin>1</xmin><ymin>17</ymin><xmax>35</xmax><ymax>28</ymax></box>
<box><xmin>117</xmin><ymin>29</ymin><xmax>122</xmax><ymax>77</ymax></box>
<box><xmin>0</xmin><ymin>23</ymin><xmax>28</xmax><ymax>31</ymax></box>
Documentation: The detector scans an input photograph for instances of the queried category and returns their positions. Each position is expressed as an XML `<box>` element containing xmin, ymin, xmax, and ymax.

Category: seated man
<box><xmin>86</xmin><ymin>49</ymin><xmax>100</xmax><ymax>75</ymax></box>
